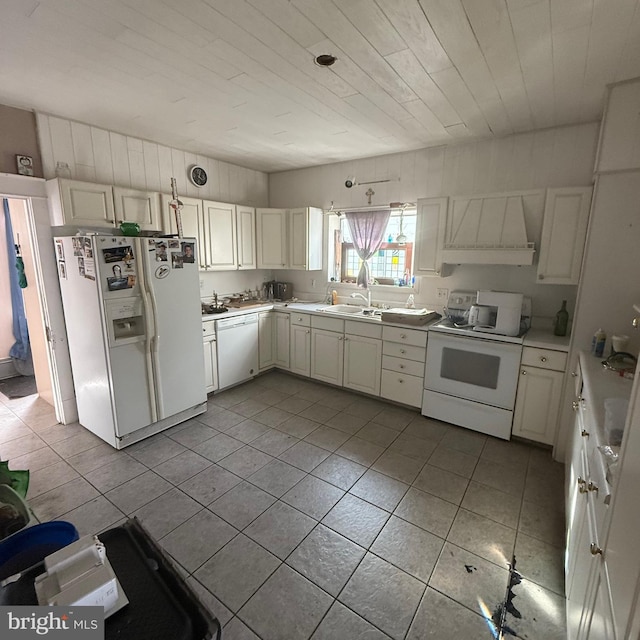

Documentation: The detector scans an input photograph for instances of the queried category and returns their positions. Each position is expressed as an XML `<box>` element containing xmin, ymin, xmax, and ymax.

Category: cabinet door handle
<box><xmin>338</xmin><ymin>336</ymin><xmax>343</xmax><ymax>341</ymax></box>
<box><xmin>633</xmin><ymin>317</ymin><xmax>639</xmax><ymax>329</ymax></box>
<box><xmin>572</xmin><ymin>401</ymin><xmax>579</xmax><ymax>411</ymax></box>
<box><xmin>539</xmin><ymin>274</ymin><xmax>544</xmax><ymax>280</ymax></box>
<box><xmin>571</xmin><ymin>371</ymin><xmax>578</xmax><ymax>377</ymax></box>
<box><xmin>540</xmin><ymin>356</ymin><xmax>547</xmax><ymax>362</ymax></box>
<box><xmin>521</xmin><ymin>370</ymin><xmax>527</xmax><ymax>375</ymax></box>
<box><xmin>589</xmin><ymin>544</ymin><xmax>603</xmax><ymax>556</ymax></box>
<box><xmin>400</xmin><ymin>333</ymin><xmax>407</xmax><ymax>339</ymax></box>
<box><xmin>399</xmin><ymin>364</ymin><xmax>405</xmax><ymax>369</ymax></box>
<box><xmin>588</xmin><ymin>481</ymin><xmax>599</xmax><ymax>494</ymax></box>
<box><xmin>400</xmin><ymin>349</ymin><xmax>406</xmax><ymax>354</ymax></box>
<box><xmin>581</xmin><ymin>429</ymin><xmax>590</xmax><ymax>438</ymax></box>
<box><xmin>398</xmin><ymin>378</ymin><xmax>404</xmax><ymax>384</ymax></box>
<box><xmin>306</xmin><ymin>330</ymin><xmax>310</xmax><ymax>334</ymax></box>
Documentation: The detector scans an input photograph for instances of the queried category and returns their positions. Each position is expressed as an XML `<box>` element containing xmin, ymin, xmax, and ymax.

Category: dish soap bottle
<box><xmin>553</xmin><ymin>300</ymin><xmax>569</xmax><ymax>336</ymax></box>
<box><xmin>591</xmin><ymin>328</ymin><xmax>607</xmax><ymax>357</ymax></box>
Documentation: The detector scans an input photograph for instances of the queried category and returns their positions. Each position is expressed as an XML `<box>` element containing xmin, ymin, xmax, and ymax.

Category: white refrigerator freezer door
<box><xmin>139</xmin><ymin>238</ymin><xmax>206</xmax><ymax>419</ymax></box>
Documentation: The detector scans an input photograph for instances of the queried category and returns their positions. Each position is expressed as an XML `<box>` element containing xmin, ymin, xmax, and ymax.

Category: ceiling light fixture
<box><xmin>315</xmin><ymin>54</ymin><xmax>337</xmax><ymax>67</ymax></box>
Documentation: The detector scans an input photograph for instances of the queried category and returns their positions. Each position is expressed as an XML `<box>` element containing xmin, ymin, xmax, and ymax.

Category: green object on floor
<box><xmin>0</xmin><ymin>462</ymin><xmax>29</xmax><ymax>498</ymax></box>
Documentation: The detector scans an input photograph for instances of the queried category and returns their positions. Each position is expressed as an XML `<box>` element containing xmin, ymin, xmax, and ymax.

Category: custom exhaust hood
<box><xmin>441</xmin><ymin>191</ymin><xmax>541</xmax><ymax>265</ymax></box>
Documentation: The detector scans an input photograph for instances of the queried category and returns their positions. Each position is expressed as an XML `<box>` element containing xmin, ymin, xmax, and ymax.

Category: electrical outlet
<box><xmin>437</xmin><ymin>288</ymin><xmax>449</xmax><ymax>300</ymax></box>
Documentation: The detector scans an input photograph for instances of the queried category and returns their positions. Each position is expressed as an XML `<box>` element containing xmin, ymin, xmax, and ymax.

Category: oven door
<box><xmin>425</xmin><ymin>332</ymin><xmax>522</xmax><ymax>409</ymax></box>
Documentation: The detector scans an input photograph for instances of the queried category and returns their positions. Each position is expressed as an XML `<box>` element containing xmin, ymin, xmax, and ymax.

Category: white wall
<box><xmin>36</xmin><ymin>113</ymin><xmax>274</xmax><ymax>300</ymax></box>
<box><xmin>36</xmin><ymin>114</ymin><xmax>270</xmax><ymax>205</ymax></box>
<box><xmin>269</xmin><ymin>122</ymin><xmax>599</xmax><ymax>320</ymax></box>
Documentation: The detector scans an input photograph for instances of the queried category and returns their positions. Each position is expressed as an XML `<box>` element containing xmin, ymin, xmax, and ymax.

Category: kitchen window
<box><xmin>335</xmin><ymin>210</ymin><xmax>416</xmax><ymax>285</ymax></box>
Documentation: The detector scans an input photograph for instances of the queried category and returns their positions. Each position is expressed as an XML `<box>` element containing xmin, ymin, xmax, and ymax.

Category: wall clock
<box><xmin>188</xmin><ymin>165</ymin><xmax>208</xmax><ymax>187</ymax></box>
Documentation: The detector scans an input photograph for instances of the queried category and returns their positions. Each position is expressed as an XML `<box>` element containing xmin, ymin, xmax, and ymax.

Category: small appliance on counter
<box><xmin>263</xmin><ymin>281</ymin><xmax>293</xmax><ymax>301</ymax></box>
<box><xmin>435</xmin><ymin>290</ymin><xmax>531</xmax><ymax>339</ymax></box>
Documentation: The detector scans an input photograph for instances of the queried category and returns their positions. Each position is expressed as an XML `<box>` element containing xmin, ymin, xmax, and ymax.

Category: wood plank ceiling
<box><xmin>1</xmin><ymin>0</ymin><xmax>639</xmax><ymax>172</ymax></box>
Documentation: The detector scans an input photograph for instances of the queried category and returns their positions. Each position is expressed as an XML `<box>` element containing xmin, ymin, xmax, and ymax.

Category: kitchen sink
<box><xmin>321</xmin><ymin>304</ymin><xmax>365</xmax><ymax>315</ymax></box>
<box><xmin>317</xmin><ymin>304</ymin><xmax>381</xmax><ymax>320</ymax></box>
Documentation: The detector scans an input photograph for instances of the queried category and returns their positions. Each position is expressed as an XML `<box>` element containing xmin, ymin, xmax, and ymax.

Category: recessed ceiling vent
<box><xmin>315</xmin><ymin>54</ymin><xmax>337</xmax><ymax>67</ymax></box>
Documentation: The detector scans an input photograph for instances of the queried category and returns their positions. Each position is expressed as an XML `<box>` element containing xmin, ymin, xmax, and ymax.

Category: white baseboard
<box><xmin>0</xmin><ymin>358</ymin><xmax>17</xmax><ymax>380</ymax></box>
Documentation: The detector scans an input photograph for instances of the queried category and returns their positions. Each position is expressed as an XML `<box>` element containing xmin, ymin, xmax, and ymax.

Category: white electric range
<box><xmin>423</xmin><ymin>290</ymin><xmax>531</xmax><ymax>440</ymax></box>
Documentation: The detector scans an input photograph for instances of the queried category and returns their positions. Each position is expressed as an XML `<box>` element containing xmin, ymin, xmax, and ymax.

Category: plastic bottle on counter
<box><xmin>331</xmin><ymin>290</ymin><xmax>337</xmax><ymax>305</ymax></box>
<box><xmin>406</xmin><ymin>294</ymin><xmax>415</xmax><ymax>309</ymax></box>
<box><xmin>591</xmin><ymin>328</ymin><xmax>607</xmax><ymax>357</ymax></box>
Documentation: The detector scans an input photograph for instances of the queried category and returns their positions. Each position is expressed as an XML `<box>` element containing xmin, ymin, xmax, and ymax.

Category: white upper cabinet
<box><xmin>161</xmin><ymin>196</ymin><xmax>256</xmax><ymax>272</ymax></box>
<box><xmin>202</xmin><ymin>200</ymin><xmax>237</xmax><ymax>270</ymax></box>
<box><xmin>161</xmin><ymin>195</ymin><xmax>206</xmax><ymax>269</ymax></box>
<box><xmin>537</xmin><ymin>187</ymin><xmax>592</xmax><ymax>285</ymax></box>
<box><xmin>288</xmin><ymin>207</ymin><xmax>323</xmax><ymax>271</ymax></box>
<box><xmin>47</xmin><ymin>178</ymin><xmax>115</xmax><ymax>227</ymax></box>
<box><xmin>113</xmin><ymin>186</ymin><xmax>161</xmax><ymax>230</ymax></box>
<box><xmin>257</xmin><ymin>207</ymin><xmax>323</xmax><ymax>270</ymax></box>
<box><xmin>257</xmin><ymin>208</ymin><xmax>288</xmax><ymax>268</ymax></box>
<box><xmin>597</xmin><ymin>79</ymin><xmax>640</xmax><ymax>173</ymax></box>
<box><xmin>414</xmin><ymin>197</ymin><xmax>447</xmax><ymax>276</ymax></box>
<box><xmin>237</xmin><ymin>205</ymin><xmax>257</xmax><ymax>270</ymax></box>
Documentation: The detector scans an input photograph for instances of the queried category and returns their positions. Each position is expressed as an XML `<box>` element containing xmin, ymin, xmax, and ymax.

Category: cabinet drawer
<box><xmin>311</xmin><ymin>315</ymin><xmax>344</xmax><ymax>332</ymax></box>
<box><xmin>382</xmin><ymin>326</ymin><xmax>428</xmax><ymax>348</ymax></box>
<box><xmin>380</xmin><ymin>370</ymin><xmax>423</xmax><ymax>407</ymax></box>
<box><xmin>202</xmin><ymin>321</ymin><xmax>216</xmax><ymax>338</ymax></box>
<box><xmin>522</xmin><ymin>347</ymin><xmax>567</xmax><ymax>371</ymax></box>
<box><xmin>382</xmin><ymin>341</ymin><xmax>426</xmax><ymax>363</ymax></box>
<box><xmin>345</xmin><ymin>320</ymin><xmax>383</xmax><ymax>339</ymax></box>
<box><xmin>290</xmin><ymin>313</ymin><xmax>311</xmax><ymax>327</ymax></box>
<box><xmin>382</xmin><ymin>355</ymin><xmax>424</xmax><ymax>377</ymax></box>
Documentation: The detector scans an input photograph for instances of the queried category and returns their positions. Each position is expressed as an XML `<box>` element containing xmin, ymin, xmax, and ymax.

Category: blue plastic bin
<box><xmin>0</xmin><ymin>521</ymin><xmax>79</xmax><ymax>580</ymax></box>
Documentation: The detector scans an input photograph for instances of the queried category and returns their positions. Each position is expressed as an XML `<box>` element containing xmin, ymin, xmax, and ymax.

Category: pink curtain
<box><xmin>345</xmin><ymin>209</ymin><xmax>391</xmax><ymax>288</ymax></box>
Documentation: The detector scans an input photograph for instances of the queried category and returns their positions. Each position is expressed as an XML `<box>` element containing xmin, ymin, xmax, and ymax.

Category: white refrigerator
<box><xmin>55</xmin><ymin>234</ymin><xmax>207</xmax><ymax>449</ymax></box>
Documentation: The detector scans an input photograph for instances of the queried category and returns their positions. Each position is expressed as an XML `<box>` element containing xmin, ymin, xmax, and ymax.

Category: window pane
<box><xmin>339</xmin><ymin>211</ymin><xmax>415</xmax><ymax>284</ymax></box>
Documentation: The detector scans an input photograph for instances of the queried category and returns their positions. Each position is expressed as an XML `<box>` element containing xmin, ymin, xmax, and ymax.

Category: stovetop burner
<box><xmin>430</xmin><ymin>318</ymin><xmax>527</xmax><ymax>344</ymax></box>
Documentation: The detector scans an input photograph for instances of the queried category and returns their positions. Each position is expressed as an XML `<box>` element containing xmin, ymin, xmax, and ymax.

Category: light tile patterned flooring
<box><xmin>0</xmin><ymin>372</ymin><xmax>567</xmax><ymax>639</ymax></box>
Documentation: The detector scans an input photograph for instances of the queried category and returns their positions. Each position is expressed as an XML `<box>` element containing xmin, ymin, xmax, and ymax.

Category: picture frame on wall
<box><xmin>16</xmin><ymin>155</ymin><xmax>34</xmax><ymax>176</ymax></box>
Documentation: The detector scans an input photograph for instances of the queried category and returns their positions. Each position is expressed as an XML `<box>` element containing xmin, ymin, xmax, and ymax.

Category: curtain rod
<box><xmin>323</xmin><ymin>201</ymin><xmax>415</xmax><ymax>215</ymax></box>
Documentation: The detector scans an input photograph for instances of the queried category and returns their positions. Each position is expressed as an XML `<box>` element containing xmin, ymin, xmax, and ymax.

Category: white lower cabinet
<box><xmin>310</xmin><ymin>317</ymin><xmax>382</xmax><ymax>395</ymax></box>
<box><xmin>202</xmin><ymin>321</ymin><xmax>218</xmax><ymax>393</ymax></box>
<box><xmin>290</xmin><ymin>313</ymin><xmax>311</xmax><ymax>377</ymax></box>
<box><xmin>343</xmin><ymin>331</ymin><xmax>382</xmax><ymax>396</ymax></box>
<box><xmin>274</xmin><ymin>312</ymin><xmax>290</xmax><ymax>369</ymax></box>
<box><xmin>566</xmin><ymin>355</ymin><xmax>616</xmax><ymax>640</ymax></box>
<box><xmin>512</xmin><ymin>347</ymin><xmax>567</xmax><ymax>444</ymax></box>
<box><xmin>311</xmin><ymin>328</ymin><xmax>344</xmax><ymax>386</ymax></box>
<box><xmin>259</xmin><ymin>312</ymin><xmax>275</xmax><ymax>371</ymax></box>
<box><xmin>380</xmin><ymin>326</ymin><xmax>427</xmax><ymax>408</ymax></box>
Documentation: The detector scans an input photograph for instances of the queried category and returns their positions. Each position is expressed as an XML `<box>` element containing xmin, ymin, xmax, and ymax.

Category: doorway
<box><xmin>0</xmin><ymin>175</ymin><xmax>76</xmax><ymax>425</ymax></box>
<box><xmin>1</xmin><ymin>197</ymin><xmax>50</xmax><ymax>405</ymax></box>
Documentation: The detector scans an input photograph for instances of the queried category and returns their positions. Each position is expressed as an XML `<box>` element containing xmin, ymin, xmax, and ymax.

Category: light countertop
<box><xmin>523</xmin><ymin>329</ymin><xmax>571</xmax><ymax>351</ymax></box>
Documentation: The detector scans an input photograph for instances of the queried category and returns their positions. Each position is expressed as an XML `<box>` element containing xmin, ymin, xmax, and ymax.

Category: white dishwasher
<box><xmin>216</xmin><ymin>313</ymin><xmax>259</xmax><ymax>390</ymax></box>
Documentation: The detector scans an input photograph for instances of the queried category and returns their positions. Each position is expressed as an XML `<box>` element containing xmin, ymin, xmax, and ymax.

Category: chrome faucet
<box><xmin>350</xmin><ymin>291</ymin><xmax>371</xmax><ymax>307</ymax></box>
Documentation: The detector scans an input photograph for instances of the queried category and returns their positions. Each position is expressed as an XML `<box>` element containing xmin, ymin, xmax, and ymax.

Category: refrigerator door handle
<box><xmin>136</xmin><ymin>239</ymin><xmax>159</xmax><ymax>424</ymax></box>
<box><xmin>144</xmin><ymin>256</ymin><xmax>166</xmax><ymax>421</ymax></box>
